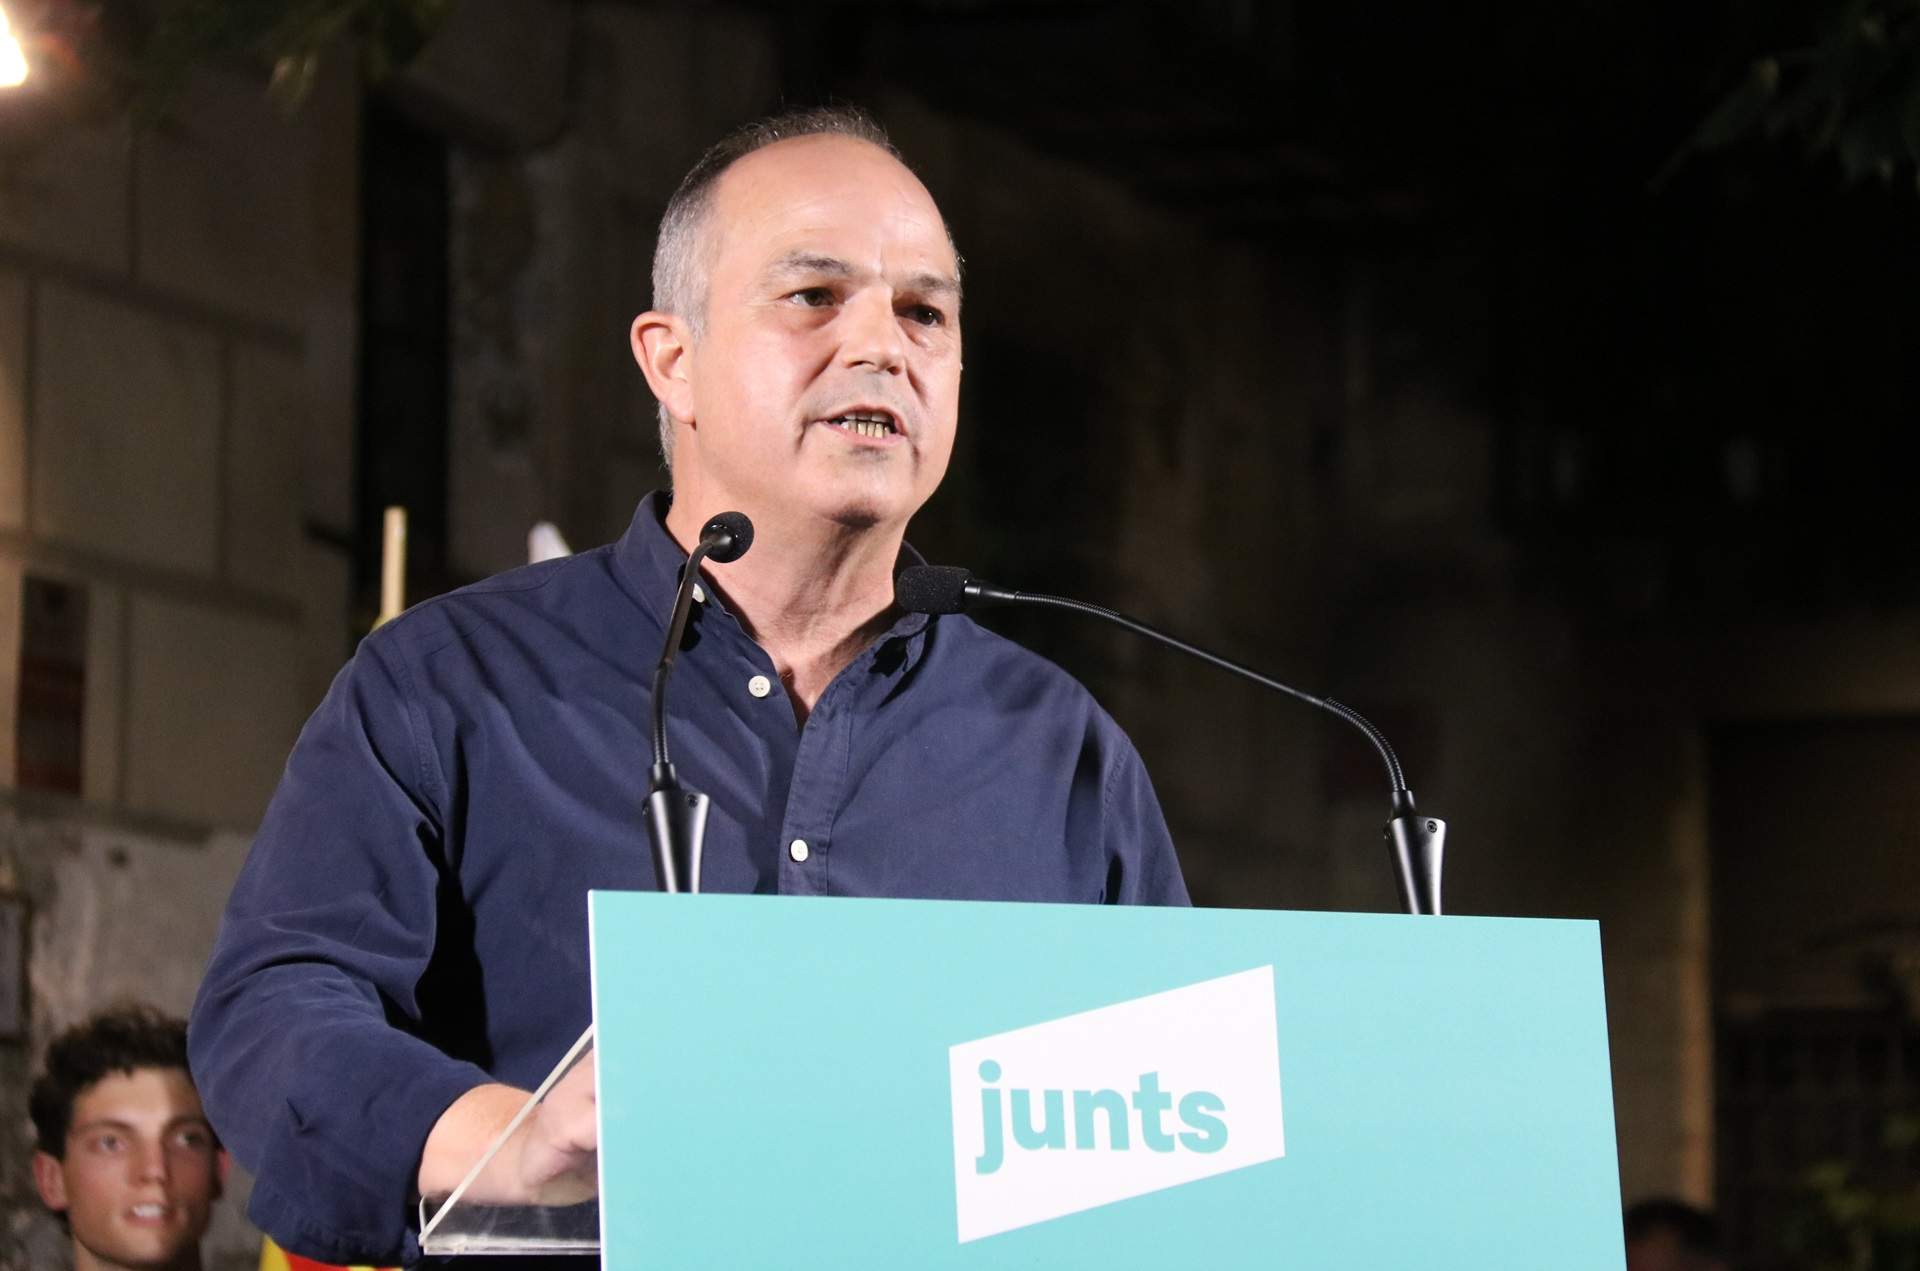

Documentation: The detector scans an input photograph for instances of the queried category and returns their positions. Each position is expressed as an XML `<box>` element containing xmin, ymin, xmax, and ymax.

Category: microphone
<box><xmin>895</xmin><ymin>565</ymin><xmax>1446</xmax><ymax>916</ymax></box>
<box><xmin>646</xmin><ymin>512</ymin><xmax>754</xmax><ymax>893</ymax></box>
<box><xmin>699</xmin><ymin>510</ymin><xmax>754</xmax><ymax>564</ymax></box>
<box><xmin>892</xmin><ymin>564</ymin><xmax>1001</xmax><ymax>614</ymax></box>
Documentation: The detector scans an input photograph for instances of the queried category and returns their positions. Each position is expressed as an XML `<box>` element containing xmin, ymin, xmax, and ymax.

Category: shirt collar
<box><xmin>613</xmin><ymin>491</ymin><xmax>934</xmax><ymax>673</ymax></box>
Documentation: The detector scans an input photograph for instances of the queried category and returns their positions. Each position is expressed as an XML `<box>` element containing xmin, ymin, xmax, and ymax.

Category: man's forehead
<box><xmin>708</xmin><ymin>135</ymin><xmax>957</xmax><ymax>273</ymax></box>
<box><xmin>717</xmin><ymin>132</ymin><xmax>920</xmax><ymax>199</ymax></box>
<box><xmin>73</xmin><ymin>1067</ymin><xmax>204</xmax><ymax>1117</ymax></box>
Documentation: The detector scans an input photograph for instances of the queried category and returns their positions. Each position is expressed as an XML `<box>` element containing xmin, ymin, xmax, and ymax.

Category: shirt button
<box><xmin>747</xmin><ymin>674</ymin><xmax>772</xmax><ymax>698</ymax></box>
<box><xmin>789</xmin><ymin>838</ymin><xmax>811</xmax><ymax>863</ymax></box>
<box><xmin>692</xmin><ymin>583</ymin><xmax>706</xmax><ymax>604</ymax></box>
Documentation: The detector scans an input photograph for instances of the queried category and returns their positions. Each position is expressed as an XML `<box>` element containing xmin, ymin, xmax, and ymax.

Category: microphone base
<box><xmin>1386</xmin><ymin>811</ymin><xmax>1445</xmax><ymax>916</ymax></box>
<box><xmin>645</xmin><ymin>780</ymin><xmax>709</xmax><ymax>895</ymax></box>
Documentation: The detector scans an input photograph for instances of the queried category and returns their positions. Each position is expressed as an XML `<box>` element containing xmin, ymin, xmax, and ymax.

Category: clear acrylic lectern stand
<box><xmin>416</xmin><ymin>1026</ymin><xmax>601</xmax><ymax>1257</ymax></box>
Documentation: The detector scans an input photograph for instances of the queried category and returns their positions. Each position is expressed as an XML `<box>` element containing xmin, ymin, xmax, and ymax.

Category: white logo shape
<box><xmin>948</xmin><ymin>965</ymin><xmax>1285</xmax><ymax>1242</ymax></box>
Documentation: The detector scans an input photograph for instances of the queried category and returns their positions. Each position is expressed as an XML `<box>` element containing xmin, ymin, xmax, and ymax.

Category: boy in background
<box><xmin>30</xmin><ymin>1005</ymin><xmax>227</xmax><ymax>1271</ymax></box>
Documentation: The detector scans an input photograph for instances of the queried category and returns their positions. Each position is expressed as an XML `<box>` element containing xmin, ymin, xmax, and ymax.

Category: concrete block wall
<box><xmin>32</xmin><ymin>283</ymin><xmax>224</xmax><ymax>575</ymax></box>
<box><xmin>441</xmin><ymin>1</ymin><xmax>782</xmax><ymax>580</ymax></box>
<box><xmin>0</xmin><ymin>807</ymin><xmax>260</xmax><ymax>1269</ymax></box>
<box><xmin>0</xmin><ymin>59</ymin><xmax>358</xmax><ymax>824</ymax></box>
<box><xmin>0</xmin><ymin>117</ymin><xmax>130</xmax><ymax>274</ymax></box>
<box><xmin>0</xmin><ymin>59</ymin><xmax>360</xmax><ymax>1270</ymax></box>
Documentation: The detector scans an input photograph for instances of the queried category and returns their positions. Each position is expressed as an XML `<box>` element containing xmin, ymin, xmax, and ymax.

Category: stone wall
<box><xmin>437</xmin><ymin>1</ymin><xmax>781</xmax><ymax>580</ymax></box>
<box><xmin>0</xmin><ymin>807</ymin><xmax>258</xmax><ymax>1268</ymax></box>
<box><xmin>0</xmin><ymin>54</ymin><xmax>360</xmax><ymax>1269</ymax></box>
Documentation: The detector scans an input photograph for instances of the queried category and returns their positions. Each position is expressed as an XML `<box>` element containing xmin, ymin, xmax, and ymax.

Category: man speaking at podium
<box><xmin>191</xmin><ymin>107</ymin><xmax>1189</xmax><ymax>1266</ymax></box>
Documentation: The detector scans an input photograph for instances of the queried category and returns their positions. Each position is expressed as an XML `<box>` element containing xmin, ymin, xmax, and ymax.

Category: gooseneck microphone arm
<box><xmin>997</xmin><ymin>588</ymin><xmax>1406</xmax><ymax>790</ymax></box>
<box><xmin>645</xmin><ymin>511</ymin><xmax>754</xmax><ymax>894</ymax></box>
<box><xmin>895</xmin><ymin>566</ymin><xmax>1445</xmax><ymax>916</ymax></box>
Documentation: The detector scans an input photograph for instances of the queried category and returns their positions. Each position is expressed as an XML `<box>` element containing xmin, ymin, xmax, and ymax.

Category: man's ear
<box><xmin>631</xmin><ymin>311</ymin><xmax>696</xmax><ymax>427</ymax></box>
<box><xmin>213</xmin><ymin>1148</ymin><xmax>231</xmax><ymax>1199</ymax></box>
<box><xmin>31</xmin><ymin>1151</ymin><xmax>67</xmax><ymax>1213</ymax></box>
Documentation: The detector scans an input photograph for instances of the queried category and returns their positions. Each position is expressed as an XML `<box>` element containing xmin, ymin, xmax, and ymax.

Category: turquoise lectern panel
<box><xmin>589</xmin><ymin>892</ymin><xmax>1624</xmax><ymax>1269</ymax></box>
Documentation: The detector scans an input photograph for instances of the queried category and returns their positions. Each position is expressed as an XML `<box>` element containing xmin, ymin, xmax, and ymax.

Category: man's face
<box><xmin>669</xmin><ymin>134</ymin><xmax>963</xmax><ymax>533</ymax></box>
<box><xmin>33</xmin><ymin>1067</ymin><xmax>225</xmax><ymax>1271</ymax></box>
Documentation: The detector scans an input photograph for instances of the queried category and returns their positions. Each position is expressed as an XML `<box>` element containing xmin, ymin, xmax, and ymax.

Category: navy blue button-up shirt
<box><xmin>189</xmin><ymin>494</ymin><xmax>1188</xmax><ymax>1265</ymax></box>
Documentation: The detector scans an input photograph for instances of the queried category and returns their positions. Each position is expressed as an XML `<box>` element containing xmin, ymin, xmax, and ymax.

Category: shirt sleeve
<box><xmin>188</xmin><ymin>628</ymin><xmax>491</xmax><ymax>1266</ymax></box>
<box><xmin>1100</xmin><ymin>732</ymin><xmax>1193</xmax><ymax>907</ymax></box>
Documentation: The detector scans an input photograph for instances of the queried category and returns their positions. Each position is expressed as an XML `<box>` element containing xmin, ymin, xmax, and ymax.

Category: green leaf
<box><xmin>1694</xmin><ymin>57</ymin><xmax>1784</xmax><ymax>150</ymax></box>
<box><xmin>130</xmin><ymin>0</ymin><xmax>459</xmax><ymax>118</ymax></box>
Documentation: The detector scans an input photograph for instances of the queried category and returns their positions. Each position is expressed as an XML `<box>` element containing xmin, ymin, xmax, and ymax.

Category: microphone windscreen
<box><xmin>702</xmin><ymin>512</ymin><xmax>754</xmax><ymax>563</ymax></box>
<box><xmin>895</xmin><ymin>565</ymin><xmax>973</xmax><ymax>615</ymax></box>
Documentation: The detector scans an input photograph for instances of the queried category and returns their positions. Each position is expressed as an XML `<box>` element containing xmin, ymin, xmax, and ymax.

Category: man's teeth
<box><xmin>131</xmin><ymin>1203</ymin><xmax>167</xmax><ymax>1218</ymax></box>
<box><xmin>826</xmin><ymin>413</ymin><xmax>896</xmax><ymax>438</ymax></box>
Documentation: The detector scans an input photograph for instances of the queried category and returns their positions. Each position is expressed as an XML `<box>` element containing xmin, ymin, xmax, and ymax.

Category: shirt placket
<box><xmin>774</xmin><ymin>669</ymin><xmax>859</xmax><ymax>896</ymax></box>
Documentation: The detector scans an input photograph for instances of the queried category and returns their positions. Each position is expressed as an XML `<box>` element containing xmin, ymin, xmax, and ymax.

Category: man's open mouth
<box><xmin>820</xmin><ymin>410</ymin><xmax>900</xmax><ymax>439</ymax></box>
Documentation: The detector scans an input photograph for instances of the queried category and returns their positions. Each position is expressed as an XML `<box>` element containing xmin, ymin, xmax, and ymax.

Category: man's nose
<box><xmin>133</xmin><ymin>1139</ymin><xmax>170</xmax><ymax>1184</ymax></box>
<box><xmin>839</xmin><ymin>290</ymin><xmax>907</xmax><ymax>374</ymax></box>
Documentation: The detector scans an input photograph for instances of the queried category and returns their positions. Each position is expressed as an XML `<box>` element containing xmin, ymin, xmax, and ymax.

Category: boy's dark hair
<box><xmin>29</xmin><ymin>1004</ymin><xmax>200</xmax><ymax>1159</ymax></box>
<box><xmin>1624</xmin><ymin>1197</ymin><xmax>1721</xmax><ymax>1254</ymax></box>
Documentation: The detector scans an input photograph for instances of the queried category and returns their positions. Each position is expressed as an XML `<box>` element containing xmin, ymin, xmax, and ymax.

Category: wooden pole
<box><xmin>376</xmin><ymin>506</ymin><xmax>407</xmax><ymax>628</ymax></box>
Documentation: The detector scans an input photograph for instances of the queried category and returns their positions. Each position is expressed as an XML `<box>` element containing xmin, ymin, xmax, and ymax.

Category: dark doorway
<box><xmin>356</xmin><ymin>96</ymin><xmax>452</xmax><ymax>622</ymax></box>
<box><xmin>1711</xmin><ymin>719</ymin><xmax>1920</xmax><ymax>1265</ymax></box>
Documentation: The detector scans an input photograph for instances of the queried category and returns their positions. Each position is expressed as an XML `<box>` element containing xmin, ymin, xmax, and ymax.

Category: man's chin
<box><xmin>825</xmin><ymin>503</ymin><xmax>887</xmax><ymax>532</ymax></box>
<box><xmin>80</xmin><ymin>1234</ymin><xmax>197</xmax><ymax>1270</ymax></box>
<box><xmin>806</xmin><ymin>480</ymin><xmax>924</xmax><ymax>536</ymax></box>
<box><xmin>76</xmin><ymin>1214</ymin><xmax>203</xmax><ymax>1270</ymax></box>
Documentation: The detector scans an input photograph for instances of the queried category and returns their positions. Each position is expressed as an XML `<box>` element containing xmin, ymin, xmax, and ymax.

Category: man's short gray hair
<box><xmin>649</xmin><ymin>106</ymin><xmax>902</xmax><ymax>469</ymax></box>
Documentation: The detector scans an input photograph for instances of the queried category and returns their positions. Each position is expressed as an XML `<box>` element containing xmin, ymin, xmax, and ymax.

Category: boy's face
<box><xmin>32</xmin><ymin>1067</ymin><xmax>227</xmax><ymax>1271</ymax></box>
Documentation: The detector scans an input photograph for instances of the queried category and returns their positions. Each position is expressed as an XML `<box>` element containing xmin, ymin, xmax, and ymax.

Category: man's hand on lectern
<box><xmin>417</xmin><ymin>1059</ymin><xmax>600</xmax><ymax>1206</ymax></box>
<box><xmin>515</xmin><ymin>1054</ymin><xmax>599</xmax><ymax>1204</ymax></box>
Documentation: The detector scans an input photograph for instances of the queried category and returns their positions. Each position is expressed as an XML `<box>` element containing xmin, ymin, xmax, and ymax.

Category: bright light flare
<box><xmin>0</xmin><ymin>5</ymin><xmax>28</xmax><ymax>89</ymax></box>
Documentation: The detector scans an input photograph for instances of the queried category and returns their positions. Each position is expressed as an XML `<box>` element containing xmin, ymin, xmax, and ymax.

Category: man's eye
<box><xmin>88</xmin><ymin>1134</ymin><xmax>123</xmax><ymax>1154</ymax></box>
<box><xmin>174</xmin><ymin>1128</ymin><xmax>211</xmax><ymax>1149</ymax></box>
<box><xmin>903</xmin><ymin>304</ymin><xmax>945</xmax><ymax>327</ymax></box>
<box><xmin>787</xmin><ymin>287</ymin><xmax>835</xmax><ymax>307</ymax></box>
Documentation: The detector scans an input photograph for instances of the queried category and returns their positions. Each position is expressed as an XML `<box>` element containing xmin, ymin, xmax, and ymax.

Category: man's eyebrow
<box><xmin>901</xmin><ymin>271</ymin><xmax>963</xmax><ymax>302</ymax></box>
<box><xmin>761</xmin><ymin>253</ymin><xmax>962</xmax><ymax>301</ymax></box>
<box><xmin>762</xmin><ymin>252</ymin><xmax>856</xmax><ymax>282</ymax></box>
<box><xmin>68</xmin><ymin>1117</ymin><xmax>134</xmax><ymax>1134</ymax></box>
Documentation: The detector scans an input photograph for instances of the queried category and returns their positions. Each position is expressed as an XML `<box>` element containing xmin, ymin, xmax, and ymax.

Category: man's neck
<box><xmin>663</xmin><ymin>498</ymin><xmax>904</xmax><ymax>722</ymax></box>
<box><xmin>73</xmin><ymin>1239</ymin><xmax>202</xmax><ymax>1271</ymax></box>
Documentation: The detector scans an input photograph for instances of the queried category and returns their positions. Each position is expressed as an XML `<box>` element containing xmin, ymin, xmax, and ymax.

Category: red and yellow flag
<box><xmin>258</xmin><ymin>1236</ymin><xmax>396</xmax><ymax>1271</ymax></box>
